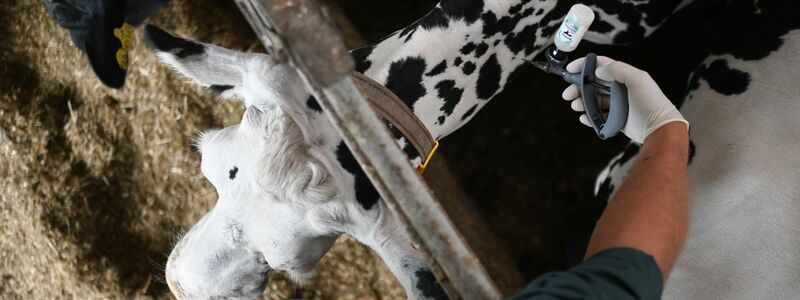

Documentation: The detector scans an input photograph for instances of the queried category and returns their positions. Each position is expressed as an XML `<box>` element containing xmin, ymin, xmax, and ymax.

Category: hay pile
<box><xmin>0</xmin><ymin>0</ymin><xmax>403</xmax><ymax>298</ymax></box>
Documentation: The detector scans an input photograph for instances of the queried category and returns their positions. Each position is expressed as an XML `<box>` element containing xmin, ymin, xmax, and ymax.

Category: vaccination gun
<box><xmin>532</xmin><ymin>4</ymin><xmax>629</xmax><ymax>140</ymax></box>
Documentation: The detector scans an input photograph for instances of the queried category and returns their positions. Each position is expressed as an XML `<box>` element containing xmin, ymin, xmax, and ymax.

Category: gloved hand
<box><xmin>561</xmin><ymin>56</ymin><xmax>688</xmax><ymax>143</ymax></box>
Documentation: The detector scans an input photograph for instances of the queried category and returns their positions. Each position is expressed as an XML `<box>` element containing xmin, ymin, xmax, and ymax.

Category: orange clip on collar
<box><xmin>417</xmin><ymin>140</ymin><xmax>439</xmax><ymax>174</ymax></box>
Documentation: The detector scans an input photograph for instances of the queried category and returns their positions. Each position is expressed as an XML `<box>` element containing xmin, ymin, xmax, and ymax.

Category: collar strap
<box><xmin>351</xmin><ymin>72</ymin><xmax>439</xmax><ymax>174</ymax></box>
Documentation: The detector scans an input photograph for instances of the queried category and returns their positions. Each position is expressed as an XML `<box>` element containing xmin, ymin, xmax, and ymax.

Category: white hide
<box><xmin>663</xmin><ymin>30</ymin><xmax>800</xmax><ymax>299</ymax></box>
<box><xmin>596</xmin><ymin>29</ymin><xmax>800</xmax><ymax>299</ymax></box>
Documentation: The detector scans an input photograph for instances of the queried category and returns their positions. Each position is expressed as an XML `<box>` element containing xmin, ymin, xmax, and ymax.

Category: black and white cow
<box><xmin>595</xmin><ymin>1</ymin><xmax>800</xmax><ymax>298</ymax></box>
<box><xmin>144</xmin><ymin>0</ymin><xmax>690</xmax><ymax>298</ymax></box>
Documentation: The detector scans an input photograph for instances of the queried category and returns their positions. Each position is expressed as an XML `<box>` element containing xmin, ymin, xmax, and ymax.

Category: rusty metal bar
<box><xmin>232</xmin><ymin>0</ymin><xmax>501</xmax><ymax>299</ymax></box>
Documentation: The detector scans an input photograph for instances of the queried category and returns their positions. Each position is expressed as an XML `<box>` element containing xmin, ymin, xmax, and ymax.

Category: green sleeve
<box><xmin>509</xmin><ymin>247</ymin><xmax>663</xmax><ymax>300</ymax></box>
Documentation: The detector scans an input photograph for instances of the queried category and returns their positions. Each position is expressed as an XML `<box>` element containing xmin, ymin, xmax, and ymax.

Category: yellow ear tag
<box><xmin>417</xmin><ymin>140</ymin><xmax>439</xmax><ymax>175</ymax></box>
<box><xmin>113</xmin><ymin>23</ymin><xmax>134</xmax><ymax>70</ymax></box>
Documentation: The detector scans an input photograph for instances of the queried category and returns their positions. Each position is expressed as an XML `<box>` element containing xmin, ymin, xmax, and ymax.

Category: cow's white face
<box><xmin>166</xmin><ymin>106</ymin><xmax>344</xmax><ymax>299</ymax></box>
<box><xmin>143</xmin><ymin>24</ymin><xmax>360</xmax><ymax>299</ymax></box>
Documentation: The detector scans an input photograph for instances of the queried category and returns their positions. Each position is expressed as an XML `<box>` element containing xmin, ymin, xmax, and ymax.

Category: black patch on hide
<box><xmin>590</xmin><ymin>13</ymin><xmax>615</xmax><ymax>34</ymax></box>
<box><xmin>306</xmin><ymin>95</ymin><xmax>322</xmax><ymax>113</ymax></box>
<box><xmin>504</xmin><ymin>23</ymin><xmax>539</xmax><ymax>55</ymax></box>
<box><xmin>385</xmin><ymin>57</ymin><xmax>428</xmax><ymax>108</ymax></box>
<box><xmin>414</xmin><ymin>269</ymin><xmax>449</xmax><ymax>300</ymax></box>
<box><xmin>142</xmin><ymin>25</ymin><xmax>205</xmax><ymax>58</ymax></box>
<box><xmin>508</xmin><ymin>2</ymin><xmax>524</xmax><ymax>14</ymax></box>
<box><xmin>435</xmin><ymin>80</ymin><xmax>464</xmax><ymax>124</ymax></box>
<box><xmin>474</xmin><ymin>42</ymin><xmax>488</xmax><ymax>58</ymax></box>
<box><xmin>697</xmin><ymin>59</ymin><xmax>751</xmax><ymax>96</ymax></box>
<box><xmin>401</xmin><ymin>256</ymin><xmax>449</xmax><ymax>300</ymax></box>
<box><xmin>480</xmin><ymin>7</ymin><xmax>535</xmax><ymax>39</ymax></box>
<box><xmin>351</xmin><ymin>44</ymin><xmax>375</xmax><ymax>73</ymax></box>
<box><xmin>460</xmin><ymin>42</ymin><xmax>476</xmax><ymax>55</ymax></box>
<box><xmin>461</xmin><ymin>104</ymin><xmax>478</xmax><ymax>121</ymax></box>
<box><xmin>462</xmin><ymin>61</ymin><xmax>476</xmax><ymax>75</ymax></box>
<box><xmin>426</xmin><ymin>60</ymin><xmax>448</xmax><ymax>77</ymax></box>
<box><xmin>387</xmin><ymin>124</ymin><xmax>421</xmax><ymax>160</ymax></box>
<box><xmin>440</xmin><ymin>0</ymin><xmax>484</xmax><ymax>24</ymax></box>
<box><xmin>476</xmin><ymin>54</ymin><xmax>501</xmax><ymax>99</ymax></box>
<box><xmin>209</xmin><ymin>84</ymin><xmax>233</xmax><ymax>93</ymax></box>
<box><xmin>228</xmin><ymin>167</ymin><xmax>238</xmax><ymax>180</ymax></box>
<box><xmin>335</xmin><ymin>142</ymin><xmax>379</xmax><ymax>210</ymax></box>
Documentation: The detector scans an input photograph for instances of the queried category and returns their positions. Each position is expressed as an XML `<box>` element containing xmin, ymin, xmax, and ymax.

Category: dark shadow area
<box><xmin>336</xmin><ymin>1</ymin><xmax>436</xmax><ymax>43</ymax></box>
<box><xmin>43</xmin><ymin>153</ymin><xmax>171</xmax><ymax>296</ymax></box>
<box><xmin>0</xmin><ymin>50</ymin><xmax>170</xmax><ymax>296</ymax></box>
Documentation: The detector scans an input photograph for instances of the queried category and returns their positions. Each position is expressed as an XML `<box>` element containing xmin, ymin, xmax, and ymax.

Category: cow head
<box><xmin>144</xmin><ymin>25</ymin><xmax>444</xmax><ymax>299</ymax></box>
<box><xmin>143</xmin><ymin>25</ymin><xmax>353</xmax><ymax>298</ymax></box>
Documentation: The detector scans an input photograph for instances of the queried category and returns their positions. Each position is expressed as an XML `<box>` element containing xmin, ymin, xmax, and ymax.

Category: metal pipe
<box><xmin>232</xmin><ymin>0</ymin><xmax>501</xmax><ymax>298</ymax></box>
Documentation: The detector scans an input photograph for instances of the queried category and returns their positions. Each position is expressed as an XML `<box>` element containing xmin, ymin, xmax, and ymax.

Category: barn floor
<box><xmin>0</xmin><ymin>0</ymin><xmax>704</xmax><ymax>299</ymax></box>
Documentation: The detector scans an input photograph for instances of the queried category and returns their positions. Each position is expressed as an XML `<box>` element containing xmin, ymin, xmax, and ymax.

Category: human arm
<box><xmin>584</xmin><ymin>122</ymin><xmax>689</xmax><ymax>280</ymax></box>
<box><xmin>510</xmin><ymin>56</ymin><xmax>689</xmax><ymax>300</ymax></box>
<box><xmin>562</xmin><ymin>56</ymin><xmax>690</xmax><ymax>280</ymax></box>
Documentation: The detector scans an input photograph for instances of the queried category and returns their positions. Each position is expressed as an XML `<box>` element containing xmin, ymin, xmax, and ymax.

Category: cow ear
<box><xmin>144</xmin><ymin>25</ymin><xmax>270</xmax><ymax>89</ymax></box>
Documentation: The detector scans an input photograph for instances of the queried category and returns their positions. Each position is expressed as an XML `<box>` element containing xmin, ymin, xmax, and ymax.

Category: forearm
<box><xmin>584</xmin><ymin>122</ymin><xmax>689</xmax><ymax>280</ymax></box>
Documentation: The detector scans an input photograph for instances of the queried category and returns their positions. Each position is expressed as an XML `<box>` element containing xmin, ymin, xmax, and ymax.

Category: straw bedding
<box><xmin>0</xmin><ymin>1</ymin><xmax>404</xmax><ymax>298</ymax></box>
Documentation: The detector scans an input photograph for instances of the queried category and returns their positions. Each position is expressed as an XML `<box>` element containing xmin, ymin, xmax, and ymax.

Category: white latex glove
<box><xmin>561</xmin><ymin>56</ymin><xmax>688</xmax><ymax>143</ymax></box>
